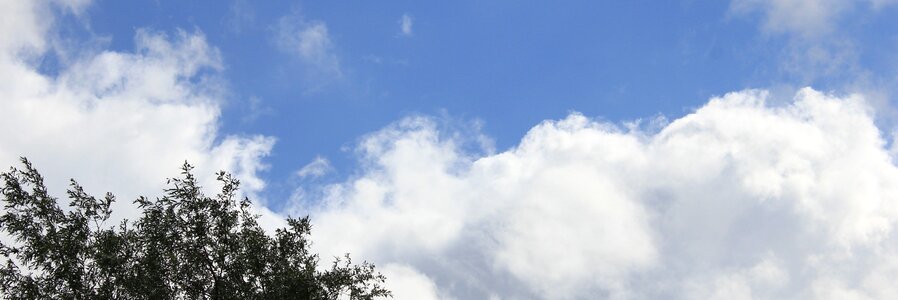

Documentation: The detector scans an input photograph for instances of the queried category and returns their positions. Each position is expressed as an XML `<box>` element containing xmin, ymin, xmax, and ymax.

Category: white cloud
<box><xmin>730</xmin><ymin>0</ymin><xmax>897</xmax><ymax>37</ymax></box>
<box><xmin>0</xmin><ymin>0</ymin><xmax>51</xmax><ymax>57</ymax></box>
<box><xmin>0</xmin><ymin>0</ymin><xmax>283</xmax><ymax>230</ymax></box>
<box><xmin>380</xmin><ymin>264</ymin><xmax>441</xmax><ymax>300</ymax></box>
<box><xmin>296</xmin><ymin>88</ymin><xmax>898</xmax><ymax>298</ymax></box>
<box><xmin>274</xmin><ymin>13</ymin><xmax>342</xmax><ymax>78</ymax></box>
<box><xmin>9</xmin><ymin>1</ymin><xmax>898</xmax><ymax>299</ymax></box>
<box><xmin>399</xmin><ymin>14</ymin><xmax>413</xmax><ymax>37</ymax></box>
<box><xmin>297</xmin><ymin>155</ymin><xmax>333</xmax><ymax>178</ymax></box>
<box><xmin>727</xmin><ymin>0</ymin><xmax>898</xmax><ymax>113</ymax></box>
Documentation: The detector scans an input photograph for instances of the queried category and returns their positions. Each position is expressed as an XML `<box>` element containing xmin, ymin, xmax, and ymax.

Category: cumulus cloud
<box><xmin>0</xmin><ymin>0</ymin><xmax>282</xmax><ymax>230</ymax></box>
<box><xmin>274</xmin><ymin>12</ymin><xmax>342</xmax><ymax>78</ymax></box>
<box><xmin>399</xmin><ymin>14</ymin><xmax>413</xmax><ymax>37</ymax></box>
<box><xmin>380</xmin><ymin>264</ymin><xmax>440</xmax><ymax>300</ymax></box>
<box><xmin>295</xmin><ymin>88</ymin><xmax>898</xmax><ymax>298</ymax></box>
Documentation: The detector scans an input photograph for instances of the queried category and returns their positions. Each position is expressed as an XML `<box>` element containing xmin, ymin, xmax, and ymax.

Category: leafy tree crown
<box><xmin>0</xmin><ymin>158</ymin><xmax>390</xmax><ymax>300</ymax></box>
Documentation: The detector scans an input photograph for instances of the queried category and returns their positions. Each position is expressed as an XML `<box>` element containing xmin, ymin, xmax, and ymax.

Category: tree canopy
<box><xmin>0</xmin><ymin>158</ymin><xmax>390</xmax><ymax>299</ymax></box>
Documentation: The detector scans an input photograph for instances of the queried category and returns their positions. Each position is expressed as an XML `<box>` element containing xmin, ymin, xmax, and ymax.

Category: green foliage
<box><xmin>0</xmin><ymin>158</ymin><xmax>390</xmax><ymax>300</ymax></box>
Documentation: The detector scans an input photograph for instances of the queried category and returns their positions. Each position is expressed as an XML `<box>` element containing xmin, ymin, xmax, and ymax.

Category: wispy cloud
<box><xmin>729</xmin><ymin>0</ymin><xmax>897</xmax><ymax>38</ymax></box>
<box><xmin>729</xmin><ymin>0</ymin><xmax>898</xmax><ymax>122</ymax></box>
<box><xmin>399</xmin><ymin>14</ymin><xmax>413</xmax><ymax>37</ymax></box>
<box><xmin>296</xmin><ymin>156</ymin><xmax>332</xmax><ymax>178</ymax></box>
<box><xmin>241</xmin><ymin>96</ymin><xmax>274</xmax><ymax>123</ymax></box>
<box><xmin>730</xmin><ymin>0</ymin><xmax>845</xmax><ymax>38</ymax></box>
<box><xmin>223</xmin><ymin>0</ymin><xmax>255</xmax><ymax>34</ymax></box>
<box><xmin>274</xmin><ymin>12</ymin><xmax>342</xmax><ymax>78</ymax></box>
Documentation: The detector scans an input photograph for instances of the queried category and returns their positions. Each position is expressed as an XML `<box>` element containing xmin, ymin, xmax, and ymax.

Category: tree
<box><xmin>0</xmin><ymin>158</ymin><xmax>390</xmax><ymax>300</ymax></box>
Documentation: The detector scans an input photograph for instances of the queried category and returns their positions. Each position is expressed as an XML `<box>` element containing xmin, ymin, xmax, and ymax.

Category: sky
<box><xmin>5</xmin><ymin>0</ymin><xmax>898</xmax><ymax>299</ymax></box>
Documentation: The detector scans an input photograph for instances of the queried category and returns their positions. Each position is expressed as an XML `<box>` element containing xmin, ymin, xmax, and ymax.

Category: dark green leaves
<box><xmin>0</xmin><ymin>158</ymin><xmax>390</xmax><ymax>300</ymax></box>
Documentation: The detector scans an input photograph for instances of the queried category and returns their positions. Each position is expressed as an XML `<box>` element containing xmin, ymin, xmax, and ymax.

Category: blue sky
<box><xmin>74</xmin><ymin>0</ymin><xmax>898</xmax><ymax>201</ymax></box>
<box><xmin>7</xmin><ymin>0</ymin><xmax>898</xmax><ymax>298</ymax></box>
<box><xmin>70</xmin><ymin>0</ymin><xmax>898</xmax><ymax>206</ymax></box>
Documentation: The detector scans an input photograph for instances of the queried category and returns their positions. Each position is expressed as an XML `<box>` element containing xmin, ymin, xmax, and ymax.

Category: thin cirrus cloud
<box><xmin>728</xmin><ymin>0</ymin><xmax>898</xmax><ymax>119</ymax></box>
<box><xmin>0</xmin><ymin>0</ymin><xmax>284</xmax><ymax>231</ymax></box>
<box><xmin>399</xmin><ymin>14</ymin><xmax>413</xmax><ymax>37</ymax></box>
<box><xmin>296</xmin><ymin>88</ymin><xmax>898</xmax><ymax>298</ymax></box>
<box><xmin>296</xmin><ymin>155</ymin><xmax>333</xmax><ymax>178</ymax></box>
<box><xmin>273</xmin><ymin>11</ymin><xmax>342</xmax><ymax>79</ymax></box>
<box><xmin>730</xmin><ymin>0</ymin><xmax>898</xmax><ymax>37</ymax></box>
